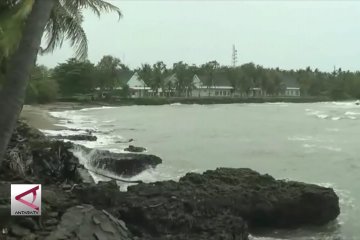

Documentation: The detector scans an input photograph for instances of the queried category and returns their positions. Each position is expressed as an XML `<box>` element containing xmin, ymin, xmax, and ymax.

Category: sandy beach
<box><xmin>20</xmin><ymin>102</ymin><xmax>91</xmax><ymax>130</ymax></box>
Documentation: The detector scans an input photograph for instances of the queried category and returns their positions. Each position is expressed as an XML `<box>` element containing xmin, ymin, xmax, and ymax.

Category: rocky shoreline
<box><xmin>0</xmin><ymin>121</ymin><xmax>340</xmax><ymax>240</ymax></box>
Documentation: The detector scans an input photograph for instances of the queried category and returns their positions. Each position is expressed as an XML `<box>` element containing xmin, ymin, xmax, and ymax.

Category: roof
<box><xmin>281</xmin><ymin>75</ymin><xmax>300</xmax><ymax>88</ymax></box>
<box><xmin>127</xmin><ymin>72</ymin><xmax>149</xmax><ymax>89</ymax></box>
<box><xmin>163</xmin><ymin>73</ymin><xmax>178</xmax><ymax>85</ymax></box>
<box><xmin>195</xmin><ymin>72</ymin><xmax>232</xmax><ymax>88</ymax></box>
<box><xmin>118</xmin><ymin>71</ymin><xmax>134</xmax><ymax>86</ymax></box>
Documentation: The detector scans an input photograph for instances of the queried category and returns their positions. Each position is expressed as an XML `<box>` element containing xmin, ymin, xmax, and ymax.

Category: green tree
<box><xmin>152</xmin><ymin>61</ymin><xmax>167</xmax><ymax>95</ymax></box>
<box><xmin>25</xmin><ymin>64</ymin><xmax>58</xmax><ymax>103</ymax></box>
<box><xmin>173</xmin><ymin>62</ymin><xmax>194</xmax><ymax>97</ymax></box>
<box><xmin>0</xmin><ymin>0</ymin><xmax>121</xmax><ymax>161</ymax></box>
<box><xmin>96</xmin><ymin>55</ymin><xmax>124</xmax><ymax>91</ymax></box>
<box><xmin>138</xmin><ymin>63</ymin><xmax>153</xmax><ymax>96</ymax></box>
<box><xmin>53</xmin><ymin>58</ymin><xmax>96</xmax><ymax>96</ymax></box>
<box><xmin>120</xmin><ymin>84</ymin><xmax>131</xmax><ymax>98</ymax></box>
<box><xmin>201</xmin><ymin>61</ymin><xmax>220</xmax><ymax>96</ymax></box>
<box><xmin>225</xmin><ymin>67</ymin><xmax>239</xmax><ymax>96</ymax></box>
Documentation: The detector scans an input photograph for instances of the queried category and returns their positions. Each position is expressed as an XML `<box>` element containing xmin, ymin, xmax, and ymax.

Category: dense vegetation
<box><xmin>21</xmin><ymin>58</ymin><xmax>360</xmax><ymax>103</ymax></box>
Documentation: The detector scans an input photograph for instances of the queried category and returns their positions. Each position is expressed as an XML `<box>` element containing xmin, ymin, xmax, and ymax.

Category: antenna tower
<box><xmin>232</xmin><ymin>45</ymin><xmax>238</xmax><ymax>67</ymax></box>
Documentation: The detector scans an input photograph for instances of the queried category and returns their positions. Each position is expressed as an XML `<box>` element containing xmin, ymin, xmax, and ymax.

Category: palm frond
<box><xmin>0</xmin><ymin>0</ymin><xmax>34</xmax><ymax>58</ymax></box>
<box><xmin>41</xmin><ymin>2</ymin><xmax>88</xmax><ymax>60</ymax></box>
<box><xmin>41</xmin><ymin>0</ymin><xmax>121</xmax><ymax>60</ymax></box>
<box><xmin>62</xmin><ymin>0</ymin><xmax>122</xmax><ymax>19</ymax></box>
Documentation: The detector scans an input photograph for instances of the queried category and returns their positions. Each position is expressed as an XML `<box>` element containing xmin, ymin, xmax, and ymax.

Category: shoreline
<box><xmin>58</xmin><ymin>96</ymin><xmax>333</xmax><ymax>106</ymax></box>
<box><xmin>20</xmin><ymin>102</ymin><xmax>92</xmax><ymax>131</ymax></box>
<box><xmin>19</xmin><ymin>98</ymin><xmax>352</xmax><ymax>131</ymax></box>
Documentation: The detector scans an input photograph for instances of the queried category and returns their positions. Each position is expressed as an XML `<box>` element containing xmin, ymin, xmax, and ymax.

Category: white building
<box><xmin>281</xmin><ymin>76</ymin><xmax>301</xmax><ymax>97</ymax></box>
<box><xmin>127</xmin><ymin>72</ymin><xmax>150</xmax><ymax>98</ymax></box>
<box><xmin>192</xmin><ymin>74</ymin><xmax>233</xmax><ymax>97</ymax></box>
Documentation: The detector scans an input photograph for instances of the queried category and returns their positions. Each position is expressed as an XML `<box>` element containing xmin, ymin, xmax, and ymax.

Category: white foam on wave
<box><xmin>306</xmin><ymin>109</ymin><xmax>329</xmax><ymax>119</ymax></box>
<box><xmin>322</xmin><ymin>146</ymin><xmax>342</xmax><ymax>152</ymax></box>
<box><xmin>170</xmin><ymin>103</ymin><xmax>182</xmax><ymax>106</ymax></box>
<box><xmin>302</xmin><ymin>144</ymin><xmax>341</xmax><ymax>152</ymax></box>
<box><xmin>79</xmin><ymin>106</ymin><xmax>117</xmax><ymax>112</ymax></box>
<box><xmin>317</xmin><ymin>114</ymin><xmax>329</xmax><ymax>119</ymax></box>
<box><xmin>288</xmin><ymin>136</ymin><xmax>314</xmax><ymax>142</ymax></box>
<box><xmin>266</xmin><ymin>102</ymin><xmax>289</xmax><ymax>107</ymax></box>
<box><xmin>329</xmin><ymin>101</ymin><xmax>358</xmax><ymax>108</ymax></box>
<box><xmin>49</xmin><ymin>110</ymin><xmax>100</xmax><ymax>131</ymax></box>
<box><xmin>40</xmin><ymin>129</ymin><xmax>88</xmax><ymax>136</ymax></box>
<box><xmin>68</xmin><ymin>134</ymin><xmax>123</xmax><ymax>149</ymax></box>
<box><xmin>345</xmin><ymin>111</ymin><xmax>360</xmax><ymax>116</ymax></box>
<box><xmin>303</xmin><ymin>144</ymin><xmax>315</xmax><ymax>148</ymax></box>
<box><xmin>331</xmin><ymin>116</ymin><xmax>341</xmax><ymax>121</ymax></box>
<box><xmin>326</xmin><ymin>128</ymin><xmax>340</xmax><ymax>132</ymax></box>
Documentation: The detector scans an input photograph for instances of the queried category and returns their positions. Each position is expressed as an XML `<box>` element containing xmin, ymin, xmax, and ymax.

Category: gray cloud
<box><xmin>37</xmin><ymin>1</ymin><xmax>360</xmax><ymax>71</ymax></box>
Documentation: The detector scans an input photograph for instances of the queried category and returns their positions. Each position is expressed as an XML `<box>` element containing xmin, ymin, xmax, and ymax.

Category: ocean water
<box><xmin>42</xmin><ymin>101</ymin><xmax>360</xmax><ymax>240</ymax></box>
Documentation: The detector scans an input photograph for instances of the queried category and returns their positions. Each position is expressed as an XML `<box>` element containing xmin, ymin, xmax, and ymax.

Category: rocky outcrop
<box><xmin>77</xmin><ymin>146</ymin><xmax>162</xmax><ymax>177</ymax></box>
<box><xmin>74</xmin><ymin>168</ymin><xmax>339</xmax><ymax>239</ymax></box>
<box><xmin>1</xmin><ymin>121</ymin><xmax>163</xmax><ymax>184</ymax></box>
<box><xmin>0</xmin><ymin>121</ymin><xmax>340</xmax><ymax>240</ymax></box>
<box><xmin>124</xmin><ymin>145</ymin><xmax>146</xmax><ymax>153</ymax></box>
<box><xmin>51</xmin><ymin>134</ymin><xmax>97</xmax><ymax>141</ymax></box>
<box><xmin>45</xmin><ymin>205</ymin><xmax>133</xmax><ymax>240</ymax></box>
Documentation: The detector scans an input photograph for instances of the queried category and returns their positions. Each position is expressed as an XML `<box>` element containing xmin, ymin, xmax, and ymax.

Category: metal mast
<box><xmin>232</xmin><ymin>45</ymin><xmax>238</xmax><ymax>67</ymax></box>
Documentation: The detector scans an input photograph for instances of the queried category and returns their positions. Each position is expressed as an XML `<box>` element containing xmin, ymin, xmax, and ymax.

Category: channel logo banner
<box><xmin>11</xmin><ymin>184</ymin><xmax>41</xmax><ymax>216</ymax></box>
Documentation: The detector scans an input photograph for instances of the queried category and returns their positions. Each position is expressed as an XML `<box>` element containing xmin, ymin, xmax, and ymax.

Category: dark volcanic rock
<box><xmin>45</xmin><ymin>205</ymin><xmax>133</xmax><ymax>240</ymax></box>
<box><xmin>166</xmin><ymin>168</ymin><xmax>340</xmax><ymax>228</ymax></box>
<box><xmin>31</xmin><ymin>141</ymin><xmax>83</xmax><ymax>184</ymax></box>
<box><xmin>80</xmin><ymin>147</ymin><xmax>162</xmax><ymax>177</ymax></box>
<box><xmin>2</xmin><ymin>121</ymin><xmax>160</xmax><ymax>184</ymax></box>
<box><xmin>124</xmin><ymin>145</ymin><xmax>146</xmax><ymax>153</ymax></box>
<box><xmin>51</xmin><ymin>134</ymin><xmax>97</xmax><ymax>141</ymax></box>
<box><xmin>75</xmin><ymin>168</ymin><xmax>339</xmax><ymax>240</ymax></box>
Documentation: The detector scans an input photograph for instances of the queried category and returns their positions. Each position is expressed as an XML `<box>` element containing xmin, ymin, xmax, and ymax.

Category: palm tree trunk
<box><xmin>0</xmin><ymin>0</ymin><xmax>55</xmax><ymax>162</ymax></box>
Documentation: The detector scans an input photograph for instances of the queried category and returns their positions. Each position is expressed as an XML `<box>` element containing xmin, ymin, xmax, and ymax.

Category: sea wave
<box><xmin>79</xmin><ymin>106</ymin><xmax>117</xmax><ymax>111</ymax></box>
<box><xmin>345</xmin><ymin>111</ymin><xmax>360</xmax><ymax>116</ymax></box>
<box><xmin>40</xmin><ymin>129</ymin><xmax>88</xmax><ymax>136</ymax></box>
<box><xmin>288</xmin><ymin>136</ymin><xmax>314</xmax><ymax>142</ymax></box>
<box><xmin>170</xmin><ymin>103</ymin><xmax>182</xmax><ymax>106</ymax></box>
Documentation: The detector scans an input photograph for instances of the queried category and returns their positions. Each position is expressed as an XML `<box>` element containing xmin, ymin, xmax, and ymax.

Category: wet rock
<box><xmin>75</xmin><ymin>146</ymin><xmax>162</xmax><ymax>177</ymax></box>
<box><xmin>62</xmin><ymin>184</ymin><xmax>72</xmax><ymax>190</ymax></box>
<box><xmin>51</xmin><ymin>134</ymin><xmax>97</xmax><ymax>141</ymax></box>
<box><xmin>115</xmin><ymin>138</ymin><xmax>134</xmax><ymax>143</ymax></box>
<box><xmin>44</xmin><ymin>218</ymin><xmax>58</xmax><ymax>226</ymax></box>
<box><xmin>10</xmin><ymin>224</ymin><xmax>30</xmax><ymax>237</ymax></box>
<box><xmin>75</xmin><ymin>168</ymin><xmax>339</xmax><ymax>239</ymax></box>
<box><xmin>124</xmin><ymin>145</ymin><xmax>146</xmax><ymax>153</ymax></box>
<box><xmin>31</xmin><ymin>141</ymin><xmax>83</xmax><ymax>184</ymax></box>
<box><xmin>89</xmin><ymin>150</ymin><xmax>162</xmax><ymax>177</ymax></box>
<box><xmin>127</xmin><ymin>168</ymin><xmax>339</xmax><ymax>229</ymax></box>
<box><xmin>45</xmin><ymin>204</ymin><xmax>133</xmax><ymax>240</ymax></box>
<box><xmin>17</xmin><ymin>217</ymin><xmax>39</xmax><ymax>231</ymax></box>
<box><xmin>48</xmin><ymin>212</ymin><xmax>59</xmax><ymax>218</ymax></box>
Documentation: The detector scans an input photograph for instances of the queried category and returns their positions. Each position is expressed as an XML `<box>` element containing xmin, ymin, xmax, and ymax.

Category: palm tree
<box><xmin>0</xmin><ymin>0</ymin><xmax>121</xmax><ymax>161</ymax></box>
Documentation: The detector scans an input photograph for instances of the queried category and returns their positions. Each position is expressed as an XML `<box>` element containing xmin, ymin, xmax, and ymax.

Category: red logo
<box><xmin>15</xmin><ymin>185</ymin><xmax>40</xmax><ymax>211</ymax></box>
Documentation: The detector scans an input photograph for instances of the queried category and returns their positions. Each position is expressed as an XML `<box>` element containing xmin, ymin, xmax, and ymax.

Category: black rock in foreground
<box><xmin>75</xmin><ymin>168</ymin><xmax>339</xmax><ymax>239</ymax></box>
<box><xmin>44</xmin><ymin>205</ymin><xmax>134</xmax><ymax>240</ymax></box>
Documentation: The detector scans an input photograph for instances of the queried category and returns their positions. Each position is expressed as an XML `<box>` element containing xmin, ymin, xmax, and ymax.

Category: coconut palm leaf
<box><xmin>41</xmin><ymin>2</ymin><xmax>88</xmax><ymax>59</ymax></box>
<box><xmin>1</xmin><ymin>0</ymin><xmax>122</xmax><ymax>61</ymax></box>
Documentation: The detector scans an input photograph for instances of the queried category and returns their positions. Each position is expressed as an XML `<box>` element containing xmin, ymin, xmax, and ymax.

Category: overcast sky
<box><xmin>37</xmin><ymin>1</ymin><xmax>360</xmax><ymax>72</ymax></box>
